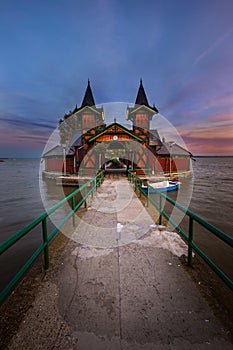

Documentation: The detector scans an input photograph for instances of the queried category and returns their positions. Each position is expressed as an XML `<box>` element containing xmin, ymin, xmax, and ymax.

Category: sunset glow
<box><xmin>0</xmin><ymin>0</ymin><xmax>232</xmax><ymax>157</ymax></box>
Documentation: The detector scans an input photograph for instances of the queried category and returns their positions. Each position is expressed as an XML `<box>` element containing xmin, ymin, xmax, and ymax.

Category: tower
<box><xmin>127</xmin><ymin>79</ymin><xmax>159</xmax><ymax>140</ymax></box>
<box><xmin>74</xmin><ymin>80</ymin><xmax>104</xmax><ymax>133</ymax></box>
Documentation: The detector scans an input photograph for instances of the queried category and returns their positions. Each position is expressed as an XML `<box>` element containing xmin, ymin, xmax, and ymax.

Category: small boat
<box><xmin>141</xmin><ymin>180</ymin><xmax>180</xmax><ymax>194</ymax></box>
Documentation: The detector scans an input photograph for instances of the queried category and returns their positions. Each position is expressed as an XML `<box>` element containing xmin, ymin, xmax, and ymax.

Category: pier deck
<box><xmin>7</xmin><ymin>178</ymin><xmax>232</xmax><ymax>349</ymax></box>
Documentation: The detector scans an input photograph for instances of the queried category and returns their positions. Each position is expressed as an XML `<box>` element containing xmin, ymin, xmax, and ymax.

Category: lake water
<box><xmin>190</xmin><ymin>157</ymin><xmax>233</xmax><ymax>235</ymax></box>
<box><xmin>164</xmin><ymin>157</ymin><xmax>233</xmax><ymax>279</ymax></box>
<box><xmin>0</xmin><ymin>157</ymin><xmax>232</xmax><ymax>289</ymax></box>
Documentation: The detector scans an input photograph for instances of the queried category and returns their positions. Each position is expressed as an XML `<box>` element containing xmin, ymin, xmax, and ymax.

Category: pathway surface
<box><xmin>7</xmin><ymin>177</ymin><xmax>232</xmax><ymax>350</ymax></box>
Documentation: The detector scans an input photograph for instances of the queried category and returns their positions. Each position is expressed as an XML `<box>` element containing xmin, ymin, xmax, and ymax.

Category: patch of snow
<box><xmin>150</xmin><ymin>224</ymin><xmax>157</xmax><ymax>228</ymax></box>
<box><xmin>134</xmin><ymin>228</ymin><xmax>190</xmax><ymax>257</ymax></box>
<box><xmin>158</xmin><ymin>225</ymin><xmax>166</xmax><ymax>230</ymax></box>
<box><xmin>117</xmin><ymin>223</ymin><xmax>124</xmax><ymax>233</ymax></box>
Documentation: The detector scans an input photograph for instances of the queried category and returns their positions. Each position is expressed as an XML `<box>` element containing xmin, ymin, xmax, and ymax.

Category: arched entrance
<box><xmin>79</xmin><ymin>122</ymin><xmax>150</xmax><ymax>176</ymax></box>
<box><xmin>104</xmin><ymin>140</ymin><xmax>128</xmax><ymax>175</ymax></box>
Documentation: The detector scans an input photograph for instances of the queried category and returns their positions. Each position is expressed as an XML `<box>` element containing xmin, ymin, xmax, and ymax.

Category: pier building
<box><xmin>43</xmin><ymin>80</ymin><xmax>192</xmax><ymax>176</ymax></box>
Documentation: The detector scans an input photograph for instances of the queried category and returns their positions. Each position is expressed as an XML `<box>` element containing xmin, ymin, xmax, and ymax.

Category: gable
<box><xmin>87</xmin><ymin>123</ymin><xmax>144</xmax><ymax>143</ymax></box>
<box><xmin>73</xmin><ymin>105</ymin><xmax>103</xmax><ymax>116</ymax></box>
<box><xmin>127</xmin><ymin>105</ymin><xmax>158</xmax><ymax>118</ymax></box>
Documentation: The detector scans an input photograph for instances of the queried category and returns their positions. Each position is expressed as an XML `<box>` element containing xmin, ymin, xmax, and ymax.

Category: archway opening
<box><xmin>104</xmin><ymin>140</ymin><xmax>128</xmax><ymax>175</ymax></box>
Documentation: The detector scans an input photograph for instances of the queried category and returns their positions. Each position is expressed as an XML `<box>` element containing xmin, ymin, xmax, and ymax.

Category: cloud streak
<box><xmin>178</xmin><ymin>118</ymin><xmax>233</xmax><ymax>156</ymax></box>
<box><xmin>0</xmin><ymin>114</ymin><xmax>55</xmax><ymax>156</ymax></box>
<box><xmin>207</xmin><ymin>113</ymin><xmax>233</xmax><ymax>122</ymax></box>
<box><xmin>194</xmin><ymin>27</ymin><xmax>233</xmax><ymax>66</ymax></box>
<box><xmin>0</xmin><ymin>117</ymin><xmax>55</xmax><ymax>131</ymax></box>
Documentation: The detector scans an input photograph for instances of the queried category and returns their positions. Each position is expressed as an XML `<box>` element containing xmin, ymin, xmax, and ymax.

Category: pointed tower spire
<box><xmin>81</xmin><ymin>79</ymin><xmax>95</xmax><ymax>107</ymax></box>
<box><xmin>135</xmin><ymin>79</ymin><xmax>149</xmax><ymax>106</ymax></box>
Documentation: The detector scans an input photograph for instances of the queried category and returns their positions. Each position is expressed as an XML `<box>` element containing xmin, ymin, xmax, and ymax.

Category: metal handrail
<box><xmin>0</xmin><ymin>171</ymin><xmax>105</xmax><ymax>304</ymax></box>
<box><xmin>128</xmin><ymin>171</ymin><xmax>233</xmax><ymax>290</ymax></box>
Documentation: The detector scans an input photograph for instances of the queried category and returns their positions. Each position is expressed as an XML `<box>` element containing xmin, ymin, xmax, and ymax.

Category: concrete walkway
<box><xmin>7</xmin><ymin>178</ymin><xmax>232</xmax><ymax>349</ymax></box>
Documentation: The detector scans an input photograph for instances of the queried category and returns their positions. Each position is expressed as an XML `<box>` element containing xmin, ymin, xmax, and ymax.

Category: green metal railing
<box><xmin>0</xmin><ymin>171</ymin><xmax>105</xmax><ymax>304</ymax></box>
<box><xmin>128</xmin><ymin>170</ymin><xmax>233</xmax><ymax>290</ymax></box>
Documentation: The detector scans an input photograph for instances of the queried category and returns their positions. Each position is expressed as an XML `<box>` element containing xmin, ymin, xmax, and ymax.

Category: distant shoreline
<box><xmin>0</xmin><ymin>158</ymin><xmax>40</xmax><ymax>160</ymax></box>
<box><xmin>194</xmin><ymin>155</ymin><xmax>233</xmax><ymax>158</ymax></box>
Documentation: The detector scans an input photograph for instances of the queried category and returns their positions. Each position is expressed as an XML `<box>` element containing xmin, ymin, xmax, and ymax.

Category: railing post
<box><xmin>42</xmin><ymin>218</ymin><xmax>49</xmax><ymax>269</ymax></box>
<box><xmin>91</xmin><ymin>179</ymin><xmax>94</xmax><ymax>198</ymax></box>
<box><xmin>188</xmin><ymin>217</ymin><xmax>194</xmax><ymax>266</ymax></box>
<box><xmin>72</xmin><ymin>196</ymin><xmax>76</xmax><ymax>226</ymax></box>
<box><xmin>159</xmin><ymin>195</ymin><xmax>162</xmax><ymax>225</ymax></box>
<box><xmin>146</xmin><ymin>184</ymin><xmax>149</xmax><ymax>207</ymax></box>
<box><xmin>84</xmin><ymin>186</ymin><xmax>87</xmax><ymax>208</ymax></box>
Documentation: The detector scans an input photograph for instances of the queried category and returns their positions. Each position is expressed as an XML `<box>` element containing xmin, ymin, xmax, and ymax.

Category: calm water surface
<box><xmin>181</xmin><ymin>157</ymin><xmax>233</xmax><ymax>279</ymax></box>
<box><xmin>0</xmin><ymin>157</ymin><xmax>232</xmax><ymax>289</ymax></box>
<box><xmin>191</xmin><ymin>157</ymin><xmax>233</xmax><ymax>235</ymax></box>
<box><xmin>0</xmin><ymin>159</ymin><xmax>43</xmax><ymax>241</ymax></box>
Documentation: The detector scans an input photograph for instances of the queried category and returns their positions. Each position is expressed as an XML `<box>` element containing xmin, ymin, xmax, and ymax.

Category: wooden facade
<box><xmin>44</xmin><ymin>80</ymin><xmax>192</xmax><ymax>175</ymax></box>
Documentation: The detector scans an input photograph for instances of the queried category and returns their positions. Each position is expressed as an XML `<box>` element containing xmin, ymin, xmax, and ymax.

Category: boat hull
<box><xmin>141</xmin><ymin>181</ymin><xmax>179</xmax><ymax>194</ymax></box>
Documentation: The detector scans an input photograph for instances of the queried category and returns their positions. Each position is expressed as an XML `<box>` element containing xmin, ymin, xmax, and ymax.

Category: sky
<box><xmin>0</xmin><ymin>0</ymin><xmax>233</xmax><ymax>157</ymax></box>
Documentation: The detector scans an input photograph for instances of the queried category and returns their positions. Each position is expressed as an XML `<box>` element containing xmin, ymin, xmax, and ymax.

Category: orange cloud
<box><xmin>207</xmin><ymin>113</ymin><xmax>233</xmax><ymax>122</ymax></box>
<box><xmin>181</xmin><ymin>124</ymin><xmax>233</xmax><ymax>140</ymax></box>
<box><xmin>201</xmin><ymin>96</ymin><xmax>233</xmax><ymax>111</ymax></box>
<box><xmin>187</xmin><ymin>143</ymin><xmax>233</xmax><ymax>156</ymax></box>
<box><xmin>178</xmin><ymin>121</ymin><xmax>233</xmax><ymax>156</ymax></box>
